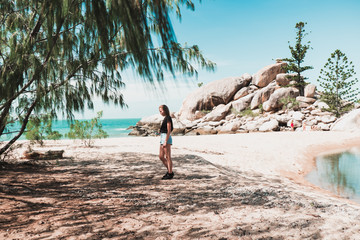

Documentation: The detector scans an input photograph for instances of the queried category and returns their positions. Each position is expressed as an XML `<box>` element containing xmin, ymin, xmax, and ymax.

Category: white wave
<box><xmin>115</xmin><ymin>128</ymin><xmax>128</xmax><ymax>131</ymax></box>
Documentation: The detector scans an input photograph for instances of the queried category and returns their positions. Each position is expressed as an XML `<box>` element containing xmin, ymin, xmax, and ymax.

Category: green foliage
<box><xmin>200</xmin><ymin>109</ymin><xmax>211</xmax><ymax>114</ymax></box>
<box><xmin>66</xmin><ymin>111</ymin><xmax>108</xmax><ymax>147</ymax></box>
<box><xmin>317</xmin><ymin>49</ymin><xmax>359</xmax><ymax>117</ymax></box>
<box><xmin>280</xmin><ymin>96</ymin><xmax>299</xmax><ymax>110</ymax></box>
<box><xmin>258</xmin><ymin>104</ymin><xmax>264</xmax><ymax>114</ymax></box>
<box><xmin>232</xmin><ymin>108</ymin><xmax>259</xmax><ymax>118</ymax></box>
<box><xmin>0</xmin><ymin>0</ymin><xmax>215</xmax><ymax>155</ymax></box>
<box><xmin>25</xmin><ymin>114</ymin><xmax>62</xmax><ymax>146</ymax></box>
<box><xmin>197</xmin><ymin>82</ymin><xmax>204</xmax><ymax>87</ymax></box>
<box><xmin>282</xmin><ymin>22</ymin><xmax>313</xmax><ymax>96</ymax></box>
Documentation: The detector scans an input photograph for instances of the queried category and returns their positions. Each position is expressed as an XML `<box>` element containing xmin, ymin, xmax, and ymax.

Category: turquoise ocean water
<box><xmin>0</xmin><ymin>118</ymin><xmax>140</xmax><ymax>141</ymax></box>
<box><xmin>306</xmin><ymin>151</ymin><xmax>360</xmax><ymax>203</ymax></box>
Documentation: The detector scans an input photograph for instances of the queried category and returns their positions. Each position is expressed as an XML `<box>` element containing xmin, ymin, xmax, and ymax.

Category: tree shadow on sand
<box><xmin>0</xmin><ymin>152</ymin><xmax>327</xmax><ymax>239</ymax></box>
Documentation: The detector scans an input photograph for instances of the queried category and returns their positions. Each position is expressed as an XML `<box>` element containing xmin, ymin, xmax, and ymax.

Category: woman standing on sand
<box><xmin>158</xmin><ymin>105</ymin><xmax>174</xmax><ymax>180</ymax></box>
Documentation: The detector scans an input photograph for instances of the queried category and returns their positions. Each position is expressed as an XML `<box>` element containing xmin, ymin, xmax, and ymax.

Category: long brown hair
<box><xmin>160</xmin><ymin>104</ymin><xmax>170</xmax><ymax>116</ymax></box>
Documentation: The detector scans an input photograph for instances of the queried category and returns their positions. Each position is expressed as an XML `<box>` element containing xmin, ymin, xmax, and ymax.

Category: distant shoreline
<box><xmin>0</xmin><ymin>118</ymin><xmax>141</xmax><ymax>141</ymax></box>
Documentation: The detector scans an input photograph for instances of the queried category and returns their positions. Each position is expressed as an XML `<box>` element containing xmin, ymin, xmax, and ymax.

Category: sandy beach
<box><xmin>1</xmin><ymin>131</ymin><xmax>360</xmax><ymax>239</ymax></box>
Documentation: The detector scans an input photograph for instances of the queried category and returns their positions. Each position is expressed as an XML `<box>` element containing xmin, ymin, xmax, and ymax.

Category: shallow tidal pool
<box><xmin>306</xmin><ymin>149</ymin><xmax>360</xmax><ymax>204</ymax></box>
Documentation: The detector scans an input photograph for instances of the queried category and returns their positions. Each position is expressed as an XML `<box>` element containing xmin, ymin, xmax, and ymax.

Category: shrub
<box><xmin>280</xmin><ymin>96</ymin><xmax>299</xmax><ymax>110</ymax></box>
<box><xmin>200</xmin><ymin>109</ymin><xmax>212</xmax><ymax>114</ymax></box>
<box><xmin>66</xmin><ymin>111</ymin><xmax>108</xmax><ymax>147</ymax></box>
<box><xmin>232</xmin><ymin>108</ymin><xmax>259</xmax><ymax>118</ymax></box>
<box><xmin>25</xmin><ymin>114</ymin><xmax>62</xmax><ymax>146</ymax></box>
<box><xmin>258</xmin><ymin>104</ymin><xmax>264</xmax><ymax>114</ymax></box>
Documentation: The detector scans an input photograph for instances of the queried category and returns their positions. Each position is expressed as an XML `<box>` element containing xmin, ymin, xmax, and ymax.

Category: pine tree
<box><xmin>317</xmin><ymin>49</ymin><xmax>359</xmax><ymax>117</ymax></box>
<box><xmin>0</xmin><ymin>0</ymin><xmax>215</xmax><ymax>155</ymax></box>
<box><xmin>282</xmin><ymin>22</ymin><xmax>313</xmax><ymax>96</ymax></box>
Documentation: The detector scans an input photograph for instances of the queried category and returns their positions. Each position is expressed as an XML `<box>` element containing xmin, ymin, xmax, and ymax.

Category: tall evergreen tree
<box><xmin>317</xmin><ymin>49</ymin><xmax>359</xmax><ymax>117</ymax></box>
<box><xmin>282</xmin><ymin>22</ymin><xmax>313</xmax><ymax>96</ymax></box>
<box><xmin>0</xmin><ymin>0</ymin><xmax>215</xmax><ymax>155</ymax></box>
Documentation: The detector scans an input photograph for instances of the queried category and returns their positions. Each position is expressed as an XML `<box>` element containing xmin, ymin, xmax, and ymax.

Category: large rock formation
<box><xmin>130</xmin><ymin>61</ymin><xmax>360</xmax><ymax>136</ymax></box>
<box><xmin>252</xmin><ymin>62</ymin><xmax>287</xmax><ymax>88</ymax></box>
<box><xmin>178</xmin><ymin>73</ymin><xmax>252</xmax><ymax>121</ymax></box>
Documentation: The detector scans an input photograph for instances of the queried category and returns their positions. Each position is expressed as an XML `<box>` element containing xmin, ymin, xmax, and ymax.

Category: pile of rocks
<box><xmin>129</xmin><ymin>61</ymin><xmax>358</xmax><ymax>136</ymax></box>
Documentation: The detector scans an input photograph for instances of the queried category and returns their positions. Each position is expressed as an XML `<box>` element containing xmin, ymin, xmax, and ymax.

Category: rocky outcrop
<box><xmin>130</xmin><ymin>61</ymin><xmax>360</xmax><ymax>136</ymax></box>
<box><xmin>218</xmin><ymin>121</ymin><xmax>240</xmax><ymax>134</ymax></box>
<box><xmin>275</xmin><ymin>73</ymin><xmax>297</xmax><ymax>86</ymax></box>
<box><xmin>331</xmin><ymin>109</ymin><xmax>360</xmax><ymax>132</ymax></box>
<box><xmin>296</xmin><ymin>96</ymin><xmax>316</xmax><ymax>104</ymax></box>
<box><xmin>252</xmin><ymin>62</ymin><xmax>287</xmax><ymax>88</ymax></box>
<box><xmin>262</xmin><ymin>87</ymin><xmax>299</xmax><ymax>112</ymax></box>
<box><xmin>259</xmin><ymin>119</ymin><xmax>279</xmax><ymax>132</ymax></box>
<box><xmin>234</xmin><ymin>87</ymin><xmax>250</xmax><ymax>100</ymax></box>
<box><xmin>203</xmin><ymin>103</ymin><xmax>232</xmax><ymax>122</ymax></box>
<box><xmin>194</xmin><ymin>111</ymin><xmax>207</xmax><ymax>120</ymax></box>
<box><xmin>178</xmin><ymin>73</ymin><xmax>252</xmax><ymax>121</ymax></box>
<box><xmin>305</xmin><ymin>84</ymin><xmax>316</xmax><ymax>98</ymax></box>
<box><xmin>137</xmin><ymin>114</ymin><xmax>163</xmax><ymax>126</ymax></box>
<box><xmin>250</xmin><ymin>82</ymin><xmax>278</xmax><ymax>109</ymax></box>
<box><xmin>313</xmin><ymin>100</ymin><xmax>329</xmax><ymax>110</ymax></box>
<box><xmin>232</xmin><ymin>93</ymin><xmax>255</xmax><ymax>112</ymax></box>
<box><xmin>129</xmin><ymin>114</ymin><xmax>185</xmax><ymax>136</ymax></box>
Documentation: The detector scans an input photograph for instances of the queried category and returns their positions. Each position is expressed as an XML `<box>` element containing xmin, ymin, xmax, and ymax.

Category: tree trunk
<box><xmin>297</xmin><ymin>60</ymin><xmax>304</xmax><ymax>96</ymax></box>
<box><xmin>0</xmin><ymin>100</ymin><xmax>37</xmax><ymax>156</ymax></box>
<box><xmin>0</xmin><ymin>101</ymin><xmax>12</xmax><ymax>136</ymax></box>
<box><xmin>297</xmin><ymin>71</ymin><xmax>304</xmax><ymax>96</ymax></box>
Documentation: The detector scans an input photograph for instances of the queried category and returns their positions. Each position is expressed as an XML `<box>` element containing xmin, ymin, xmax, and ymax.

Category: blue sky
<box><xmin>74</xmin><ymin>0</ymin><xmax>360</xmax><ymax>119</ymax></box>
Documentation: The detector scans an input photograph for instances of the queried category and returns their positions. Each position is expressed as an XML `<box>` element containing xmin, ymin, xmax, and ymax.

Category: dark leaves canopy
<box><xmin>0</xmin><ymin>0</ymin><xmax>215</xmax><ymax>119</ymax></box>
<box><xmin>0</xmin><ymin>0</ymin><xmax>215</xmax><ymax>154</ymax></box>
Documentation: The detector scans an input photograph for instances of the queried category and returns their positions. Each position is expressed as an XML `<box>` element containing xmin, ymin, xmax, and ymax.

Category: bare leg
<box><xmin>164</xmin><ymin>144</ymin><xmax>172</xmax><ymax>173</ymax></box>
<box><xmin>159</xmin><ymin>145</ymin><xmax>168</xmax><ymax>170</ymax></box>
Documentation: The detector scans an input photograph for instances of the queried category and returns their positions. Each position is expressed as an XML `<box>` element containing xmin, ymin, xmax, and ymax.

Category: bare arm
<box><xmin>163</xmin><ymin>121</ymin><xmax>172</xmax><ymax>147</ymax></box>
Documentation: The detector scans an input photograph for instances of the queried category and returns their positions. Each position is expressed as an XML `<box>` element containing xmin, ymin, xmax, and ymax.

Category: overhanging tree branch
<box><xmin>0</xmin><ymin>4</ymin><xmax>70</xmax><ymax>112</ymax></box>
<box><xmin>0</xmin><ymin>99</ymin><xmax>37</xmax><ymax>155</ymax></box>
<box><xmin>0</xmin><ymin>0</ymin><xmax>214</xmax><ymax>157</ymax></box>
